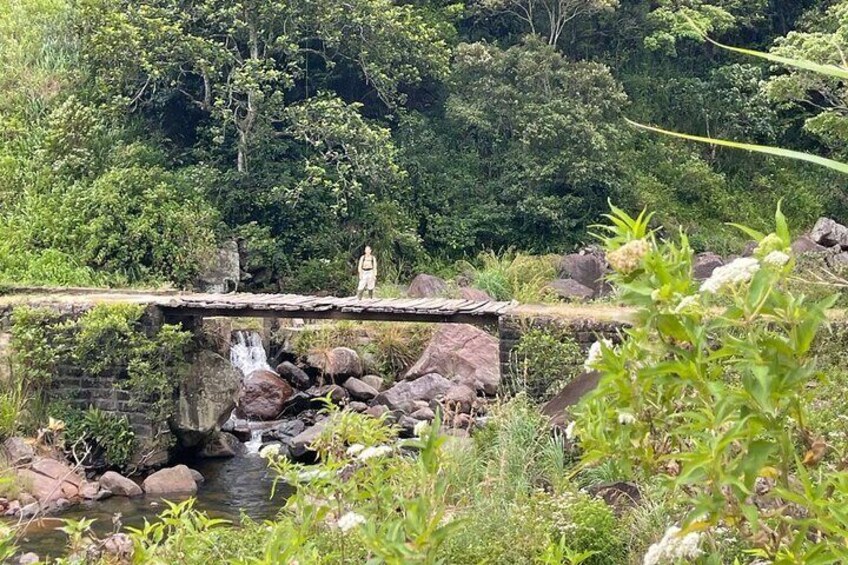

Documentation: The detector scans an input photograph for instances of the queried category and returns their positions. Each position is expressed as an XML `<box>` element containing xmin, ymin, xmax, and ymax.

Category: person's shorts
<box><xmin>357</xmin><ymin>271</ymin><xmax>376</xmax><ymax>291</ymax></box>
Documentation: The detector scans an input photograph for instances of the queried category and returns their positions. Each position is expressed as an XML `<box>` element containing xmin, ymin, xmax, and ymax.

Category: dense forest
<box><xmin>1</xmin><ymin>0</ymin><xmax>847</xmax><ymax>291</ymax></box>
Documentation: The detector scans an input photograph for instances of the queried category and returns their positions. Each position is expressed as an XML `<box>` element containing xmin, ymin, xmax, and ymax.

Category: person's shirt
<box><xmin>359</xmin><ymin>254</ymin><xmax>376</xmax><ymax>272</ymax></box>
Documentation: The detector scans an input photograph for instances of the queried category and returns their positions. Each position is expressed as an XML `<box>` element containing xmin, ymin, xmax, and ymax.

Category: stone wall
<box><xmin>0</xmin><ymin>303</ymin><xmax>171</xmax><ymax>469</ymax></box>
<box><xmin>497</xmin><ymin>310</ymin><xmax>630</xmax><ymax>380</ymax></box>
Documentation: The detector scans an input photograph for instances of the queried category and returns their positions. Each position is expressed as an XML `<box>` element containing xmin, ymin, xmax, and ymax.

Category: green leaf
<box><xmin>626</xmin><ymin>119</ymin><xmax>848</xmax><ymax>176</ymax></box>
<box><xmin>775</xmin><ymin>200</ymin><xmax>790</xmax><ymax>246</ymax></box>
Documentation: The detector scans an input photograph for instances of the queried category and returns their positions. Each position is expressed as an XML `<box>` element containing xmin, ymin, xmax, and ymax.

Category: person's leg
<box><xmin>367</xmin><ymin>272</ymin><xmax>375</xmax><ymax>299</ymax></box>
<box><xmin>357</xmin><ymin>275</ymin><xmax>366</xmax><ymax>299</ymax></box>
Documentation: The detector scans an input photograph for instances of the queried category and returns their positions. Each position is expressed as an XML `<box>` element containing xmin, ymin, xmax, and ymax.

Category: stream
<box><xmin>13</xmin><ymin>329</ymin><xmax>292</xmax><ymax>559</ymax></box>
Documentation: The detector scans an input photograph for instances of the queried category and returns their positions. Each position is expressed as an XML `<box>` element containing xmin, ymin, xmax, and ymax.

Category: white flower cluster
<box><xmin>699</xmin><ymin>257</ymin><xmax>760</xmax><ymax>294</ymax></box>
<box><xmin>583</xmin><ymin>339</ymin><xmax>612</xmax><ymax>371</ymax></box>
<box><xmin>643</xmin><ymin>526</ymin><xmax>703</xmax><ymax>565</ymax></box>
<box><xmin>673</xmin><ymin>295</ymin><xmax>698</xmax><ymax>314</ymax></box>
<box><xmin>762</xmin><ymin>250</ymin><xmax>790</xmax><ymax>268</ymax></box>
<box><xmin>346</xmin><ymin>443</ymin><xmax>365</xmax><ymax>457</ymax></box>
<box><xmin>259</xmin><ymin>444</ymin><xmax>281</xmax><ymax>459</ymax></box>
<box><xmin>565</xmin><ymin>421</ymin><xmax>577</xmax><ymax>441</ymax></box>
<box><xmin>336</xmin><ymin>511</ymin><xmax>366</xmax><ymax>533</ymax></box>
<box><xmin>414</xmin><ymin>420</ymin><xmax>430</xmax><ymax>438</ymax></box>
<box><xmin>357</xmin><ymin>445</ymin><xmax>392</xmax><ymax>461</ymax></box>
<box><xmin>617</xmin><ymin>412</ymin><xmax>636</xmax><ymax>425</ymax></box>
<box><xmin>607</xmin><ymin>238</ymin><xmax>651</xmax><ymax>274</ymax></box>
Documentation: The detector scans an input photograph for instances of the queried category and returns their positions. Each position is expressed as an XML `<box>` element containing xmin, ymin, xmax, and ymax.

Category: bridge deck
<box><xmin>1</xmin><ymin>288</ymin><xmax>516</xmax><ymax>325</ymax></box>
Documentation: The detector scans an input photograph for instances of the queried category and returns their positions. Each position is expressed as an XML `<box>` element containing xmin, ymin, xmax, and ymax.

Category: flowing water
<box><xmin>12</xmin><ymin>330</ymin><xmax>289</xmax><ymax>559</ymax></box>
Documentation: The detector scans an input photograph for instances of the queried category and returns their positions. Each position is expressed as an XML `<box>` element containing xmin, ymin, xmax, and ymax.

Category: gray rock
<box><xmin>99</xmin><ymin>471</ymin><xmax>143</xmax><ymax>498</ymax></box>
<box><xmin>3</xmin><ymin>437</ymin><xmax>34</xmax><ymax>466</ymax></box>
<box><xmin>198</xmin><ymin>432</ymin><xmax>245</xmax><ymax>458</ymax></box>
<box><xmin>692</xmin><ymin>252</ymin><xmax>724</xmax><ymax>281</ymax></box>
<box><xmin>365</xmin><ymin>405</ymin><xmax>389</xmax><ymax>419</ymax></box>
<box><xmin>546</xmin><ymin>278</ymin><xmax>594</xmax><ymax>301</ymax></box>
<box><xmin>279</xmin><ymin>392</ymin><xmax>312</xmax><ymax>417</ymax></box>
<box><xmin>306</xmin><ymin>384</ymin><xmax>349</xmax><ymax>406</ymax></box>
<box><xmin>20</xmin><ymin>502</ymin><xmax>39</xmax><ymax>519</ymax></box>
<box><xmin>196</xmin><ymin>240</ymin><xmax>240</xmax><ymax>293</ymax></box>
<box><xmin>376</xmin><ymin>373</ymin><xmax>453</xmax><ymax>411</ymax></box>
<box><xmin>18</xmin><ymin>553</ymin><xmax>40</xmax><ymax>565</ymax></box>
<box><xmin>173</xmin><ymin>350</ymin><xmax>242</xmax><ymax>448</ymax></box>
<box><xmin>811</xmin><ymin>217</ymin><xmax>848</xmax><ymax>249</ymax></box>
<box><xmin>189</xmin><ymin>469</ymin><xmax>205</xmax><ymax>484</ymax></box>
<box><xmin>361</xmin><ymin>374</ymin><xmax>384</xmax><ymax>392</ymax></box>
<box><xmin>410</xmin><ymin>407</ymin><xmax>436</xmax><ymax>421</ymax></box>
<box><xmin>276</xmin><ymin>361</ymin><xmax>312</xmax><ymax>389</ymax></box>
<box><xmin>348</xmin><ymin>401</ymin><xmax>369</xmax><ymax>412</ymax></box>
<box><xmin>101</xmin><ymin>533</ymin><xmax>134</xmax><ymax>561</ymax></box>
<box><xmin>289</xmin><ymin>420</ymin><xmax>328</xmax><ymax>461</ymax></box>
<box><xmin>407</xmin><ymin>274</ymin><xmax>448</xmax><ymax>298</ymax></box>
<box><xmin>443</xmin><ymin>384</ymin><xmax>477</xmax><ymax>414</ymax></box>
<box><xmin>342</xmin><ymin>377</ymin><xmax>379</xmax><ymax>401</ymax></box>
<box><xmin>262</xmin><ymin>419</ymin><xmax>307</xmax><ymax>442</ymax></box>
<box><xmin>397</xmin><ymin>416</ymin><xmax>420</xmax><ymax>437</ymax></box>
<box><xmin>792</xmin><ymin>235</ymin><xmax>828</xmax><ymax>255</ymax></box>
<box><xmin>558</xmin><ymin>252</ymin><xmax>605</xmax><ymax>294</ymax></box>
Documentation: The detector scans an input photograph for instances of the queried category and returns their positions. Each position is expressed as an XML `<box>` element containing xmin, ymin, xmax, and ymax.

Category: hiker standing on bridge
<box><xmin>357</xmin><ymin>245</ymin><xmax>377</xmax><ymax>300</ymax></box>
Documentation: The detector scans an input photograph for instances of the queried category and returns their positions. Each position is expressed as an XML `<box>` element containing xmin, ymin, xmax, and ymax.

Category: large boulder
<box><xmin>342</xmin><ymin>377</ymin><xmax>379</xmax><ymax>401</ymax></box>
<box><xmin>375</xmin><ymin>373</ymin><xmax>453</xmax><ymax>411</ymax></box>
<box><xmin>692</xmin><ymin>252</ymin><xmax>724</xmax><ymax>281</ymax></box>
<box><xmin>811</xmin><ymin>218</ymin><xmax>848</xmax><ymax>249</ymax></box>
<box><xmin>3</xmin><ymin>437</ymin><xmax>34</xmax><ymax>466</ymax></box>
<box><xmin>238</xmin><ymin>370</ymin><xmax>294</xmax><ymax>421</ymax></box>
<box><xmin>306</xmin><ymin>347</ymin><xmax>363</xmax><ymax>380</ymax></box>
<box><xmin>546</xmin><ymin>279</ymin><xmax>594</xmax><ymax>301</ymax></box>
<box><xmin>99</xmin><ymin>471</ymin><xmax>142</xmax><ymax>497</ymax></box>
<box><xmin>443</xmin><ymin>384</ymin><xmax>477</xmax><ymax>414</ymax></box>
<box><xmin>276</xmin><ymin>361</ymin><xmax>312</xmax><ymax>390</ymax></box>
<box><xmin>558</xmin><ymin>252</ymin><xmax>605</xmax><ymax>295</ymax></box>
<box><xmin>172</xmin><ymin>350</ymin><xmax>242</xmax><ymax>448</ymax></box>
<box><xmin>17</xmin><ymin>458</ymin><xmax>83</xmax><ymax>503</ymax></box>
<box><xmin>407</xmin><ymin>274</ymin><xmax>448</xmax><ymax>298</ymax></box>
<box><xmin>404</xmin><ymin>324</ymin><xmax>500</xmax><ymax>395</ymax></box>
<box><xmin>196</xmin><ymin>240</ymin><xmax>240</xmax><ymax>293</ymax></box>
<box><xmin>142</xmin><ymin>465</ymin><xmax>198</xmax><ymax>495</ymax></box>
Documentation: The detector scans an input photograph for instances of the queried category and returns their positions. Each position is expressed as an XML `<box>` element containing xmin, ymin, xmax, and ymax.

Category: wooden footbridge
<box><xmin>1</xmin><ymin>288</ymin><xmax>519</xmax><ymax>325</ymax></box>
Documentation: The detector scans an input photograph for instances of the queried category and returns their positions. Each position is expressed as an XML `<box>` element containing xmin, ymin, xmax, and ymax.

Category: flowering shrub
<box><xmin>574</xmin><ymin>202</ymin><xmax>848</xmax><ymax>561</ymax></box>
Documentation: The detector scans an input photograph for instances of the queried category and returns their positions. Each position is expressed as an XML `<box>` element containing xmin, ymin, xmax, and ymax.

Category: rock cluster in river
<box><xmin>1</xmin><ymin>437</ymin><xmax>206</xmax><ymax>520</ymax></box>
<box><xmin>223</xmin><ymin>322</ymin><xmax>499</xmax><ymax>462</ymax></box>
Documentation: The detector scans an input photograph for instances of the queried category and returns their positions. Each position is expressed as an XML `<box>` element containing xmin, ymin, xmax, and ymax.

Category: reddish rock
<box><xmin>142</xmin><ymin>465</ymin><xmax>198</xmax><ymax>496</ymax></box>
<box><xmin>17</xmin><ymin>458</ymin><xmax>84</xmax><ymax>503</ymax></box>
<box><xmin>404</xmin><ymin>324</ymin><xmax>500</xmax><ymax>395</ymax></box>
<box><xmin>459</xmin><ymin>287</ymin><xmax>492</xmax><ymax>301</ymax></box>
<box><xmin>692</xmin><ymin>252</ymin><xmax>724</xmax><ymax>281</ymax></box>
<box><xmin>3</xmin><ymin>437</ymin><xmax>34</xmax><ymax>466</ymax></box>
<box><xmin>407</xmin><ymin>274</ymin><xmax>448</xmax><ymax>298</ymax></box>
<box><xmin>792</xmin><ymin>235</ymin><xmax>828</xmax><ymax>254</ymax></box>
<box><xmin>238</xmin><ymin>370</ymin><xmax>294</xmax><ymax>420</ymax></box>
<box><xmin>99</xmin><ymin>471</ymin><xmax>142</xmax><ymax>497</ymax></box>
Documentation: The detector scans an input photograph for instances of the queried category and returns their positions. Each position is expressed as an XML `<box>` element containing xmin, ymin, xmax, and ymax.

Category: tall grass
<box><xmin>0</xmin><ymin>378</ymin><xmax>26</xmax><ymax>440</ymax></box>
<box><xmin>458</xmin><ymin>250</ymin><xmax>558</xmax><ymax>303</ymax></box>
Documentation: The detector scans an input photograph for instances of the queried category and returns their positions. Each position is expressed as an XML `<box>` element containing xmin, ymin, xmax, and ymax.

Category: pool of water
<box><xmin>12</xmin><ymin>454</ymin><xmax>290</xmax><ymax>559</ymax></box>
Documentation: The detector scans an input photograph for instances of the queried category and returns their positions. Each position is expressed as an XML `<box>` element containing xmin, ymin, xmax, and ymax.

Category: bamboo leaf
<box><xmin>626</xmin><ymin>119</ymin><xmax>848</xmax><ymax>176</ymax></box>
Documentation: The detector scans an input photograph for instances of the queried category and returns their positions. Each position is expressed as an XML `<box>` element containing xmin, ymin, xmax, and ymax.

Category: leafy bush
<box><xmin>507</xmin><ymin>327</ymin><xmax>583</xmax><ymax>402</ymax></box>
<box><xmin>366</xmin><ymin>323</ymin><xmax>433</xmax><ymax>381</ymax></box>
<box><xmin>536</xmin><ymin>490</ymin><xmax>624</xmax><ymax>565</ymax></box>
<box><xmin>51</xmin><ymin>405</ymin><xmax>136</xmax><ymax>469</ymax></box>
<box><xmin>574</xmin><ymin>203</ymin><xmax>845</xmax><ymax>561</ymax></box>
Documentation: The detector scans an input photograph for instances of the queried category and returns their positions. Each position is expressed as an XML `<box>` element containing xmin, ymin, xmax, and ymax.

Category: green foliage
<box><xmin>0</xmin><ymin>522</ymin><xmax>17</xmax><ymax>564</ymax></box>
<box><xmin>51</xmin><ymin>405</ymin><xmax>136</xmax><ymax>469</ymax></box>
<box><xmin>10</xmin><ymin>306</ymin><xmax>63</xmax><ymax>389</ymax></box>
<box><xmin>0</xmin><ymin>378</ymin><xmax>27</xmax><ymax>440</ymax></box>
<box><xmin>508</xmin><ymin>328</ymin><xmax>583</xmax><ymax>402</ymax></box>
<box><xmin>458</xmin><ymin>251</ymin><xmax>558</xmax><ymax>302</ymax></box>
<box><xmin>575</xmin><ymin>203</ymin><xmax>848</xmax><ymax>561</ymax></box>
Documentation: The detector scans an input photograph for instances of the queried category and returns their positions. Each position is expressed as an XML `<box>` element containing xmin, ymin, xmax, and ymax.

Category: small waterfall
<box><xmin>244</xmin><ymin>429</ymin><xmax>264</xmax><ymax>455</ymax></box>
<box><xmin>230</xmin><ymin>330</ymin><xmax>272</xmax><ymax>378</ymax></box>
